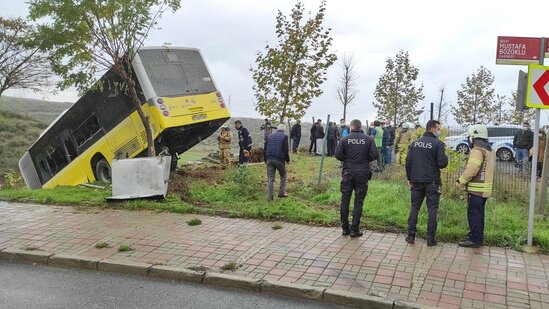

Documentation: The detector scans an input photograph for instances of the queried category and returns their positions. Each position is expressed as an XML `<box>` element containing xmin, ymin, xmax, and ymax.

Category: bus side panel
<box><xmin>42</xmin><ymin>136</ymin><xmax>114</xmax><ymax>189</ymax></box>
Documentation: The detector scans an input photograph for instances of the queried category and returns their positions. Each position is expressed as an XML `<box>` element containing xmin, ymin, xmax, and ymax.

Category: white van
<box><xmin>445</xmin><ymin>125</ymin><xmax>522</xmax><ymax>161</ymax></box>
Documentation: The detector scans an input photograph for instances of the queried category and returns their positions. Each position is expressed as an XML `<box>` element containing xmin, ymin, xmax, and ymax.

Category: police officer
<box><xmin>235</xmin><ymin>120</ymin><xmax>253</xmax><ymax>164</ymax></box>
<box><xmin>456</xmin><ymin>124</ymin><xmax>495</xmax><ymax>248</ymax></box>
<box><xmin>405</xmin><ymin>120</ymin><xmax>448</xmax><ymax>246</ymax></box>
<box><xmin>335</xmin><ymin>119</ymin><xmax>379</xmax><ymax>238</ymax></box>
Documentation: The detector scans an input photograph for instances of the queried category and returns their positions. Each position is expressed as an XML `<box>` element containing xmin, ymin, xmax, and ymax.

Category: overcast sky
<box><xmin>3</xmin><ymin>0</ymin><xmax>549</xmax><ymax>125</ymax></box>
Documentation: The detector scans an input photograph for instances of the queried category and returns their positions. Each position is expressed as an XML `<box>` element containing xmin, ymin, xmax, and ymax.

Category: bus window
<box><xmin>62</xmin><ymin>134</ymin><xmax>78</xmax><ymax>161</ymax></box>
<box><xmin>73</xmin><ymin>114</ymin><xmax>101</xmax><ymax>147</ymax></box>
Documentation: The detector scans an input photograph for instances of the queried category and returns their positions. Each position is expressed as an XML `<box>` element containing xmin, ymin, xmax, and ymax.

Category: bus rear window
<box><xmin>139</xmin><ymin>49</ymin><xmax>216</xmax><ymax>97</ymax></box>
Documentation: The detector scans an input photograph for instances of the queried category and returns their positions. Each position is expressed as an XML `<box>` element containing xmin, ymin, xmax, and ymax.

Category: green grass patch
<box><xmin>95</xmin><ymin>241</ymin><xmax>110</xmax><ymax>249</ymax></box>
<box><xmin>220</xmin><ymin>261</ymin><xmax>240</xmax><ymax>271</ymax></box>
<box><xmin>187</xmin><ymin>219</ymin><xmax>202</xmax><ymax>226</ymax></box>
<box><xmin>23</xmin><ymin>245</ymin><xmax>39</xmax><ymax>251</ymax></box>
<box><xmin>272</xmin><ymin>224</ymin><xmax>283</xmax><ymax>230</ymax></box>
<box><xmin>118</xmin><ymin>244</ymin><xmax>134</xmax><ymax>252</ymax></box>
<box><xmin>1</xmin><ymin>153</ymin><xmax>548</xmax><ymax>252</ymax></box>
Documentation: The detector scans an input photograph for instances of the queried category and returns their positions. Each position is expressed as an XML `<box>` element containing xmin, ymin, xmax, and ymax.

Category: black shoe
<box><xmin>350</xmin><ymin>230</ymin><xmax>363</xmax><ymax>238</ymax></box>
<box><xmin>458</xmin><ymin>239</ymin><xmax>481</xmax><ymax>248</ymax></box>
<box><xmin>342</xmin><ymin>228</ymin><xmax>350</xmax><ymax>236</ymax></box>
<box><xmin>405</xmin><ymin>233</ymin><xmax>415</xmax><ymax>244</ymax></box>
<box><xmin>427</xmin><ymin>238</ymin><xmax>437</xmax><ymax>247</ymax></box>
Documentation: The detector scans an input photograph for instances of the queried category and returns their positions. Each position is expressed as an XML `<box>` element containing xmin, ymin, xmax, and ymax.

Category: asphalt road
<box><xmin>0</xmin><ymin>262</ymin><xmax>344</xmax><ymax>309</ymax></box>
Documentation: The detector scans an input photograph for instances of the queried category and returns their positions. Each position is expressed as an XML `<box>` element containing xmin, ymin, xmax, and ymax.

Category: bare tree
<box><xmin>0</xmin><ymin>17</ymin><xmax>52</xmax><ymax>99</ymax></box>
<box><xmin>336</xmin><ymin>53</ymin><xmax>358</xmax><ymax>123</ymax></box>
<box><xmin>435</xmin><ymin>86</ymin><xmax>449</xmax><ymax>122</ymax></box>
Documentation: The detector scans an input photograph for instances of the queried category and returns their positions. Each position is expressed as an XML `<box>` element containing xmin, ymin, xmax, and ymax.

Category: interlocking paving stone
<box><xmin>1</xmin><ymin>201</ymin><xmax>548</xmax><ymax>308</ymax></box>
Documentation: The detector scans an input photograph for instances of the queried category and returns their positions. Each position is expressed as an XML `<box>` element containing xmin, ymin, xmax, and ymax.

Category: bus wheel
<box><xmin>95</xmin><ymin>159</ymin><xmax>112</xmax><ymax>183</ymax></box>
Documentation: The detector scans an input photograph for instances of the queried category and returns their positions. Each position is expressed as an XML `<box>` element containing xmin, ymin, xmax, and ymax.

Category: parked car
<box><xmin>445</xmin><ymin>125</ymin><xmax>522</xmax><ymax>161</ymax></box>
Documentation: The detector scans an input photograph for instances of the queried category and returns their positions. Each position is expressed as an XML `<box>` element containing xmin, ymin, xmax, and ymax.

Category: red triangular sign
<box><xmin>533</xmin><ymin>70</ymin><xmax>549</xmax><ymax>105</ymax></box>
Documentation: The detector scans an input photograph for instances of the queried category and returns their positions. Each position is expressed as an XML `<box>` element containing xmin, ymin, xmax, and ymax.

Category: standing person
<box><xmin>265</xmin><ymin>124</ymin><xmax>290</xmax><ymax>201</ymax></box>
<box><xmin>335</xmin><ymin>119</ymin><xmax>379</xmax><ymax>237</ymax></box>
<box><xmin>513</xmin><ymin>122</ymin><xmax>534</xmax><ymax>174</ymax></box>
<box><xmin>536</xmin><ymin>130</ymin><xmax>546</xmax><ymax>180</ymax></box>
<box><xmin>373</xmin><ymin>120</ymin><xmax>384</xmax><ymax>171</ymax></box>
<box><xmin>217</xmin><ymin>125</ymin><xmax>232</xmax><ymax>168</ymax></box>
<box><xmin>456</xmin><ymin>124</ymin><xmax>495</xmax><ymax>248</ymax></box>
<box><xmin>383</xmin><ymin>120</ymin><xmax>396</xmax><ymax>166</ymax></box>
<box><xmin>405</xmin><ymin>120</ymin><xmax>448</xmax><ymax>246</ymax></box>
<box><xmin>315</xmin><ymin>119</ymin><xmax>325</xmax><ymax>155</ymax></box>
<box><xmin>290</xmin><ymin>120</ymin><xmax>302</xmax><ymax>154</ymax></box>
<box><xmin>327</xmin><ymin>122</ymin><xmax>338</xmax><ymax>156</ymax></box>
<box><xmin>261</xmin><ymin>118</ymin><xmax>273</xmax><ymax>147</ymax></box>
<box><xmin>235</xmin><ymin>120</ymin><xmax>253</xmax><ymax>164</ymax></box>
<box><xmin>309</xmin><ymin>120</ymin><xmax>319</xmax><ymax>154</ymax></box>
<box><xmin>338</xmin><ymin>118</ymin><xmax>350</xmax><ymax>142</ymax></box>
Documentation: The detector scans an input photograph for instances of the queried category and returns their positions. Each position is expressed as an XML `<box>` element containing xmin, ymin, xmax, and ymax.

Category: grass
<box><xmin>187</xmin><ymin>219</ymin><xmax>202</xmax><ymax>226</ymax></box>
<box><xmin>95</xmin><ymin>241</ymin><xmax>110</xmax><ymax>249</ymax></box>
<box><xmin>23</xmin><ymin>245</ymin><xmax>39</xmax><ymax>251</ymax></box>
<box><xmin>1</xmin><ymin>153</ymin><xmax>548</xmax><ymax>252</ymax></box>
<box><xmin>118</xmin><ymin>244</ymin><xmax>134</xmax><ymax>252</ymax></box>
<box><xmin>220</xmin><ymin>261</ymin><xmax>240</xmax><ymax>271</ymax></box>
<box><xmin>272</xmin><ymin>224</ymin><xmax>283</xmax><ymax>230</ymax></box>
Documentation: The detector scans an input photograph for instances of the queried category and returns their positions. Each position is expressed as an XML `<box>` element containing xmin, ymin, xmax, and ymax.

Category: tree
<box><xmin>29</xmin><ymin>0</ymin><xmax>181</xmax><ymax>156</ymax></box>
<box><xmin>508</xmin><ymin>91</ymin><xmax>536</xmax><ymax>125</ymax></box>
<box><xmin>435</xmin><ymin>86</ymin><xmax>450</xmax><ymax>123</ymax></box>
<box><xmin>452</xmin><ymin>66</ymin><xmax>495</xmax><ymax>126</ymax></box>
<box><xmin>492</xmin><ymin>94</ymin><xmax>508</xmax><ymax>124</ymax></box>
<box><xmin>250</xmin><ymin>0</ymin><xmax>337</xmax><ymax>122</ymax></box>
<box><xmin>373</xmin><ymin>50</ymin><xmax>425</xmax><ymax>125</ymax></box>
<box><xmin>0</xmin><ymin>17</ymin><xmax>52</xmax><ymax>99</ymax></box>
<box><xmin>336</xmin><ymin>53</ymin><xmax>358</xmax><ymax>123</ymax></box>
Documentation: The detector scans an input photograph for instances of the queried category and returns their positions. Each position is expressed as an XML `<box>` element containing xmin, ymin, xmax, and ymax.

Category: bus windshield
<box><xmin>138</xmin><ymin>49</ymin><xmax>216</xmax><ymax>97</ymax></box>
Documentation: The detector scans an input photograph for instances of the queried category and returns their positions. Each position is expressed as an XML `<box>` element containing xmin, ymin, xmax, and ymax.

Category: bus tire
<box><xmin>95</xmin><ymin>159</ymin><xmax>112</xmax><ymax>183</ymax></box>
<box><xmin>170</xmin><ymin>155</ymin><xmax>178</xmax><ymax>171</ymax></box>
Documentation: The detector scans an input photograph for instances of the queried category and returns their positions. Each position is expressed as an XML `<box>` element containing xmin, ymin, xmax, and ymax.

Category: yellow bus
<box><xmin>19</xmin><ymin>47</ymin><xmax>230</xmax><ymax>189</ymax></box>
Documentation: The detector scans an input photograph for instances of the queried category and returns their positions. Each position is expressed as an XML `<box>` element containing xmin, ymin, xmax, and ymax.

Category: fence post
<box><xmin>317</xmin><ymin>114</ymin><xmax>330</xmax><ymax>184</ymax></box>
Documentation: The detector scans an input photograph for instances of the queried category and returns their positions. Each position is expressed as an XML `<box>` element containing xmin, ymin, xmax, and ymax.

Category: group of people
<box><xmin>513</xmin><ymin>121</ymin><xmax>547</xmax><ymax>179</ymax></box>
<box><xmin>218</xmin><ymin>118</ymin><xmax>496</xmax><ymax>248</ymax></box>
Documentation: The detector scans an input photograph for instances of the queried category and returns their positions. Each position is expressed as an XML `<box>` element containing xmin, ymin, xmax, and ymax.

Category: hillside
<box><xmin>0</xmin><ymin>96</ymin><xmax>73</xmax><ymax>125</ymax></box>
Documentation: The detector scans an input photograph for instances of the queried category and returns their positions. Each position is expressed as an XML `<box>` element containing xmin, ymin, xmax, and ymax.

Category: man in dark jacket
<box><xmin>335</xmin><ymin>119</ymin><xmax>379</xmax><ymax>238</ymax></box>
<box><xmin>309</xmin><ymin>120</ymin><xmax>319</xmax><ymax>154</ymax></box>
<box><xmin>405</xmin><ymin>120</ymin><xmax>448</xmax><ymax>246</ymax></box>
<box><xmin>513</xmin><ymin>122</ymin><xmax>534</xmax><ymax>172</ymax></box>
<box><xmin>327</xmin><ymin>122</ymin><xmax>338</xmax><ymax>156</ymax></box>
<box><xmin>382</xmin><ymin>120</ymin><xmax>395</xmax><ymax>165</ymax></box>
<box><xmin>290</xmin><ymin>120</ymin><xmax>302</xmax><ymax>154</ymax></box>
<box><xmin>265</xmin><ymin>124</ymin><xmax>290</xmax><ymax>201</ymax></box>
<box><xmin>315</xmin><ymin>120</ymin><xmax>325</xmax><ymax>155</ymax></box>
<box><xmin>235</xmin><ymin>120</ymin><xmax>253</xmax><ymax>164</ymax></box>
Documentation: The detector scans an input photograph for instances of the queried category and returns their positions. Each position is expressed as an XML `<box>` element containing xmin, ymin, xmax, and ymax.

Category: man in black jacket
<box><xmin>265</xmin><ymin>124</ymin><xmax>290</xmax><ymax>201</ymax></box>
<box><xmin>335</xmin><ymin>119</ymin><xmax>379</xmax><ymax>238</ymax></box>
<box><xmin>309</xmin><ymin>120</ymin><xmax>319</xmax><ymax>154</ymax></box>
<box><xmin>405</xmin><ymin>120</ymin><xmax>448</xmax><ymax>246</ymax></box>
<box><xmin>235</xmin><ymin>120</ymin><xmax>253</xmax><ymax>164</ymax></box>
<box><xmin>290</xmin><ymin>120</ymin><xmax>301</xmax><ymax>154</ymax></box>
<box><xmin>513</xmin><ymin>122</ymin><xmax>534</xmax><ymax>172</ymax></box>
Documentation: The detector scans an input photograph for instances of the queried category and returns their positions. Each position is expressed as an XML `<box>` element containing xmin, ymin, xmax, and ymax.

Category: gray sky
<box><xmin>3</xmin><ymin>0</ymin><xmax>549</xmax><ymax>125</ymax></box>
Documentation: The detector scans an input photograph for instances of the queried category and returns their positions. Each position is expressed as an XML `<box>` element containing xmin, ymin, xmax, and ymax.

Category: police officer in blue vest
<box><xmin>335</xmin><ymin>119</ymin><xmax>379</xmax><ymax>238</ymax></box>
<box><xmin>405</xmin><ymin>120</ymin><xmax>448</xmax><ymax>246</ymax></box>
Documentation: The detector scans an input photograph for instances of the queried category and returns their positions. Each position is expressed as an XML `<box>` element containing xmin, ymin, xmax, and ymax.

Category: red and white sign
<box><xmin>526</xmin><ymin>64</ymin><xmax>549</xmax><ymax>109</ymax></box>
<box><xmin>496</xmin><ymin>36</ymin><xmax>541</xmax><ymax>65</ymax></box>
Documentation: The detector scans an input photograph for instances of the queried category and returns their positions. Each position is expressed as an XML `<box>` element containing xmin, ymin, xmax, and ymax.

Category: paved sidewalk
<box><xmin>1</xmin><ymin>201</ymin><xmax>548</xmax><ymax>309</ymax></box>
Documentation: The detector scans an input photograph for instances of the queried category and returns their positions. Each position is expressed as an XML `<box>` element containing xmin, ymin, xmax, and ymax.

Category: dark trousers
<box><xmin>266</xmin><ymin>159</ymin><xmax>287</xmax><ymax>200</ymax></box>
<box><xmin>407</xmin><ymin>182</ymin><xmax>441</xmax><ymax>238</ymax></box>
<box><xmin>309</xmin><ymin>139</ymin><xmax>316</xmax><ymax>153</ymax></box>
<box><xmin>239</xmin><ymin>146</ymin><xmax>251</xmax><ymax>164</ymax></box>
<box><xmin>340</xmin><ymin>173</ymin><xmax>368</xmax><ymax>230</ymax></box>
<box><xmin>327</xmin><ymin>139</ymin><xmax>336</xmax><ymax>156</ymax></box>
<box><xmin>292</xmin><ymin>137</ymin><xmax>301</xmax><ymax>153</ymax></box>
<box><xmin>467</xmin><ymin>193</ymin><xmax>487</xmax><ymax>244</ymax></box>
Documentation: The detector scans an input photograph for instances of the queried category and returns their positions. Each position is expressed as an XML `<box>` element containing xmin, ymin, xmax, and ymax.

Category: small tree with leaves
<box><xmin>492</xmin><ymin>94</ymin><xmax>509</xmax><ymax>124</ymax></box>
<box><xmin>435</xmin><ymin>86</ymin><xmax>450</xmax><ymax>123</ymax></box>
<box><xmin>336</xmin><ymin>53</ymin><xmax>358</xmax><ymax>123</ymax></box>
<box><xmin>452</xmin><ymin>66</ymin><xmax>495</xmax><ymax>126</ymax></box>
<box><xmin>0</xmin><ymin>17</ymin><xmax>52</xmax><ymax>99</ymax></box>
<box><xmin>250</xmin><ymin>0</ymin><xmax>337</xmax><ymax>122</ymax></box>
<box><xmin>373</xmin><ymin>50</ymin><xmax>424</xmax><ymax>125</ymax></box>
<box><xmin>29</xmin><ymin>0</ymin><xmax>181</xmax><ymax>157</ymax></box>
<box><xmin>508</xmin><ymin>91</ymin><xmax>536</xmax><ymax>125</ymax></box>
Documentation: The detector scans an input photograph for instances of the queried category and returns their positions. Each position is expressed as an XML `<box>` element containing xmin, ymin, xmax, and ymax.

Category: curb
<box><xmin>0</xmin><ymin>248</ymin><xmax>432</xmax><ymax>308</ymax></box>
